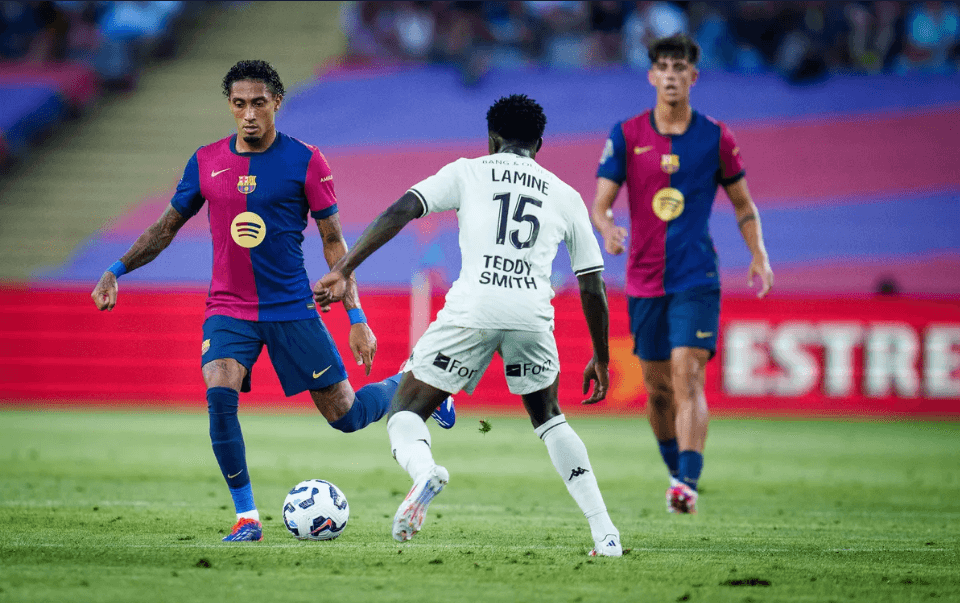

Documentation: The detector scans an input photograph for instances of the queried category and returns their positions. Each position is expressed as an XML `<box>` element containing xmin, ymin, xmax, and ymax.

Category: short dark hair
<box><xmin>648</xmin><ymin>33</ymin><xmax>701</xmax><ymax>65</ymax></box>
<box><xmin>222</xmin><ymin>60</ymin><xmax>285</xmax><ymax>98</ymax></box>
<box><xmin>486</xmin><ymin>94</ymin><xmax>547</xmax><ymax>145</ymax></box>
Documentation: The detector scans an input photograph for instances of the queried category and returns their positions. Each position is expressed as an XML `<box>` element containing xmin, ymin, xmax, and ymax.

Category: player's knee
<box><xmin>644</xmin><ymin>377</ymin><xmax>672</xmax><ymax>407</ymax></box>
<box><xmin>671</xmin><ymin>363</ymin><xmax>703</xmax><ymax>392</ymax></box>
<box><xmin>647</xmin><ymin>390</ymin><xmax>672</xmax><ymax>412</ymax></box>
<box><xmin>206</xmin><ymin>386</ymin><xmax>239</xmax><ymax>414</ymax></box>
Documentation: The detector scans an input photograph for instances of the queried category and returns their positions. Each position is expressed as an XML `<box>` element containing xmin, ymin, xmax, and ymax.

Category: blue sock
<box><xmin>228</xmin><ymin>484</ymin><xmax>255</xmax><ymax>514</ymax></box>
<box><xmin>678</xmin><ymin>450</ymin><xmax>704</xmax><ymax>491</ymax></box>
<box><xmin>657</xmin><ymin>438</ymin><xmax>680</xmax><ymax>479</ymax></box>
<box><xmin>329</xmin><ymin>375</ymin><xmax>398</xmax><ymax>433</ymax></box>
<box><xmin>207</xmin><ymin>387</ymin><xmax>254</xmax><ymax>513</ymax></box>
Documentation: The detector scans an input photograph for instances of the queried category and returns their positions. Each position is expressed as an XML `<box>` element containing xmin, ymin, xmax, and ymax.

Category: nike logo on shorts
<box><xmin>313</xmin><ymin>366</ymin><xmax>331</xmax><ymax>379</ymax></box>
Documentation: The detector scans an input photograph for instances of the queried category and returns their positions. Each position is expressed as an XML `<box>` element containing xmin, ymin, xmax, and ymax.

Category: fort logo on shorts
<box><xmin>506</xmin><ymin>359</ymin><xmax>553</xmax><ymax>377</ymax></box>
<box><xmin>433</xmin><ymin>352</ymin><xmax>478</xmax><ymax>379</ymax></box>
<box><xmin>237</xmin><ymin>175</ymin><xmax>257</xmax><ymax>194</ymax></box>
<box><xmin>231</xmin><ymin>211</ymin><xmax>267</xmax><ymax>248</ymax></box>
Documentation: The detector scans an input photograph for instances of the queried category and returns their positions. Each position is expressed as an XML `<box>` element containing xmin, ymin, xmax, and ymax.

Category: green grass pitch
<box><xmin>1</xmin><ymin>409</ymin><xmax>958</xmax><ymax>603</ymax></box>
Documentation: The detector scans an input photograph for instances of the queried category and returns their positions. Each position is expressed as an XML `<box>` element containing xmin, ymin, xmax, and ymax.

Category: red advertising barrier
<box><xmin>0</xmin><ymin>286</ymin><xmax>958</xmax><ymax>416</ymax></box>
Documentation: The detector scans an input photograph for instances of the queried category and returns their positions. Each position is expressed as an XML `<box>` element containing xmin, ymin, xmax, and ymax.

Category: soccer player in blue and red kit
<box><xmin>91</xmin><ymin>60</ymin><xmax>454</xmax><ymax>541</ymax></box>
<box><xmin>591</xmin><ymin>35</ymin><xmax>774</xmax><ymax>514</ymax></box>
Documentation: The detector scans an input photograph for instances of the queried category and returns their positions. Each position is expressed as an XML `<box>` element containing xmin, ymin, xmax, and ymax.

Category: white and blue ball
<box><xmin>282</xmin><ymin>479</ymin><xmax>349</xmax><ymax>540</ymax></box>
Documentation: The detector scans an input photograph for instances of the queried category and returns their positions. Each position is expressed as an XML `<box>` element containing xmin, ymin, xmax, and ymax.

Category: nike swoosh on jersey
<box><xmin>313</xmin><ymin>366</ymin><xmax>331</xmax><ymax>379</ymax></box>
<box><xmin>696</xmin><ymin>331</ymin><xmax>714</xmax><ymax>338</ymax></box>
<box><xmin>211</xmin><ymin>168</ymin><xmax>231</xmax><ymax>178</ymax></box>
<box><xmin>634</xmin><ymin>145</ymin><xmax>653</xmax><ymax>155</ymax></box>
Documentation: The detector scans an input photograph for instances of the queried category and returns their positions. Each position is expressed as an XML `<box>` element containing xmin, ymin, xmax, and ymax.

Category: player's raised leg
<box><xmin>202</xmin><ymin>356</ymin><xmax>263</xmax><ymax>542</ymax></box>
<box><xmin>310</xmin><ymin>378</ymin><xmax>396</xmax><ymax>433</ymax></box>
<box><xmin>523</xmin><ymin>380</ymin><xmax>621</xmax><ymax>557</ymax></box>
<box><xmin>386</xmin><ymin>374</ymin><xmax>452</xmax><ymax>542</ymax></box>
<box><xmin>252</xmin><ymin>316</ymin><xmax>390</xmax><ymax>434</ymax></box>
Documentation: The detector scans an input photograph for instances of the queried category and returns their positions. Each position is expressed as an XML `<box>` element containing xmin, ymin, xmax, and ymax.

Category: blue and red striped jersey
<box><xmin>170</xmin><ymin>132</ymin><xmax>338</xmax><ymax>321</ymax></box>
<box><xmin>597</xmin><ymin>110</ymin><xmax>744</xmax><ymax>297</ymax></box>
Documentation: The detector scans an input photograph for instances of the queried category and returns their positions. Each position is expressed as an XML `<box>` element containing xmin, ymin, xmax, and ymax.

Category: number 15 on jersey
<box><xmin>492</xmin><ymin>193</ymin><xmax>542</xmax><ymax>249</ymax></box>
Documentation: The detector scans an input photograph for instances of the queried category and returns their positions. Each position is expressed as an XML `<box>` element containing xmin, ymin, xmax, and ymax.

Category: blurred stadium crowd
<box><xmin>341</xmin><ymin>1</ymin><xmax>960</xmax><ymax>83</ymax></box>
<box><xmin>0</xmin><ymin>1</ymin><xmax>210</xmax><ymax>166</ymax></box>
<box><xmin>1</xmin><ymin>1</ymin><xmax>197</xmax><ymax>88</ymax></box>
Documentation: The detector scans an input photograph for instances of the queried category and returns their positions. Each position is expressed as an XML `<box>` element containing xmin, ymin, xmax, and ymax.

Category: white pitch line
<box><xmin>0</xmin><ymin>542</ymin><xmax>949</xmax><ymax>553</ymax></box>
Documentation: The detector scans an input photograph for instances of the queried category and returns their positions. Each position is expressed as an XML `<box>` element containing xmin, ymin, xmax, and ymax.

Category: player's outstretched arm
<box><xmin>724</xmin><ymin>178</ymin><xmax>774</xmax><ymax>298</ymax></box>
<box><xmin>315</xmin><ymin>191</ymin><xmax>424</xmax><ymax>305</ymax></box>
<box><xmin>591</xmin><ymin>178</ymin><xmax>628</xmax><ymax>255</ymax></box>
<box><xmin>91</xmin><ymin>204</ymin><xmax>188</xmax><ymax>311</ymax></box>
<box><xmin>314</xmin><ymin>212</ymin><xmax>378</xmax><ymax>374</ymax></box>
<box><xmin>577</xmin><ymin>270</ymin><xmax>611</xmax><ymax>404</ymax></box>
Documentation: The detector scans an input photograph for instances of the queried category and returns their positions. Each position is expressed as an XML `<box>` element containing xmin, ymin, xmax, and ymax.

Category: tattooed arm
<box><xmin>723</xmin><ymin>178</ymin><xmax>773</xmax><ymax>298</ymax></box>
<box><xmin>91</xmin><ymin>204</ymin><xmax>189</xmax><ymax>311</ymax></box>
<box><xmin>312</xmin><ymin>212</ymin><xmax>377</xmax><ymax>375</ymax></box>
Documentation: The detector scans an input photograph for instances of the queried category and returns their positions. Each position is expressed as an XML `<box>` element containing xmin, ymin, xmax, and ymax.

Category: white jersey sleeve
<box><xmin>408</xmin><ymin>159</ymin><xmax>466</xmax><ymax>215</ymax></box>
<box><xmin>564</xmin><ymin>191</ymin><xmax>605</xmax><ymax>276</ymax></box>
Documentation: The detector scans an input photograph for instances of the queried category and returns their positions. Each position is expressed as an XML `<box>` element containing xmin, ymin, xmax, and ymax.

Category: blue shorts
<box><xmin>201</xmin><ymin>314</ymin><xmax>348</xmax><ymax>396</ymax></box>
<box><xmin>628</xmin><ymin>285</ymin><xmax>721</xmax><ymax>362</ymax></box>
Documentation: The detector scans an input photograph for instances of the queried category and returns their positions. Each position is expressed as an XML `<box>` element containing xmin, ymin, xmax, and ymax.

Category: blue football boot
<box><xmin>431</xmin><ymin>396</ymin><xmax>456</xmax><ymax>429</ymax></box>
<box><xmin>223</xmin><ymin>518</ymin><xmax>263</xmax><ymax>542</ymax></box>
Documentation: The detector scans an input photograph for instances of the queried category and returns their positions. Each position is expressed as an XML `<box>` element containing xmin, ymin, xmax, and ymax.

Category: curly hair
<box><xmin>648</xmin><ymin>33</ymin><xmax>701</xmax><ymax>65</ymax></box>
<box><xmin>486</xmin><ymin>94</ymin><xmax>547</xmax><ymax>145</ymax></box>
<box><xmin>222</xmin><ymin>60</ymin><xmax>285</xmax><ymax>98</ymax></box>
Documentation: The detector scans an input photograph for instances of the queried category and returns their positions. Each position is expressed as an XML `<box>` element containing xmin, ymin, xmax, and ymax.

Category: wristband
<box><xmin>107</xmin><ymin>260</ymin><xmax>128</xmax><ymax>278</ymax></box>
<box><xmin>347</xmin><ymin>308</ymin><xmax>367</xmax><ymax>325</ymax></box>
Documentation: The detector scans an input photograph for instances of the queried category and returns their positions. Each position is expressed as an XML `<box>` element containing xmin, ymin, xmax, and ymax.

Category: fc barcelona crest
<box><xmin>237</xmin><ymin>175</ymin><xmax>257</xmax><ymax>194</ymax></box>
<box><xmin>660</xmin><ymin>154</ymin><xmax>680</xmax><ymax>174</ymax></box>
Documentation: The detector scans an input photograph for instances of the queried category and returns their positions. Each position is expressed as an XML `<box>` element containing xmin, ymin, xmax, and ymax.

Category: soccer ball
<box><xmin>282</xmin><ymin>479</ymin><xmax>349</xmax><ymax>541</ymax></box>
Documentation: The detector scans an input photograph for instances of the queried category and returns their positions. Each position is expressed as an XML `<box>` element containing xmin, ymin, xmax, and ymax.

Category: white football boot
<box><xmin>392</xmin><ymin>465</ymin><xmax>449</xmax><ymax>542</ymax></box>
<box><xmin>589</xmin><ymin>533</ymin><xmax>623</xmax><ymax>557</ymax></box>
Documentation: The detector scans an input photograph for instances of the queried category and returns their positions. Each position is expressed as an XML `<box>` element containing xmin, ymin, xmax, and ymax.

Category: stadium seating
<box><xmin>0</xmin><ymin>60</ymin><xmax>99</xmax><ymax>163</ymax></box>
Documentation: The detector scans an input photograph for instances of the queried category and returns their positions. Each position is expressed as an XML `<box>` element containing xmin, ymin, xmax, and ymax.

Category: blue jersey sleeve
<box><xmin>170</xmin><ymin>152</ymin><xmax>204</xmax><ymax>219</ymax></box>
<box><xmin>595</xmin><ymin>122</ymin><xmax>627</xmax><ymax>185</ymax></box>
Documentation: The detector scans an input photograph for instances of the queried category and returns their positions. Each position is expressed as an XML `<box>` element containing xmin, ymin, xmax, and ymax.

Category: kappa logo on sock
<box><xmin>568</xmin><ymin>466</ymin><xmax>589</xmax><ymax>480</ymax></box>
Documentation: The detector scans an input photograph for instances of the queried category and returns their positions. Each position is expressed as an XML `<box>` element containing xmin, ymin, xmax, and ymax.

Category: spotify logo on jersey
<box><xmin>231</xmin><ymin>212</ymin><xmax>267</xmax><ymax>248</ymax></box>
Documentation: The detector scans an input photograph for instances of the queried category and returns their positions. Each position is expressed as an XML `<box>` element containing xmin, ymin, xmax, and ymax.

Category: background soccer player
<box><xmin>591</xmin><ymin>34</ymin><xmax>774</xmax><ymax>514</ymax></box>
<box><xmin>316</xmin><ymin>94</ymin><xmax>622</xmax><ymax>557</ymax></box>
<box><xmin>90</xmin><ymin>60</ymin><xmax>452</xmax><ymax>542</ymax></box>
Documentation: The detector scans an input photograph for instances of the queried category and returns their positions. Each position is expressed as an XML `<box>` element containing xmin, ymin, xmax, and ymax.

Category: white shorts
<box><xmin>408</xmin><ymin>315</ymin><xmax>560</xmax><ymax>396</ymax></box>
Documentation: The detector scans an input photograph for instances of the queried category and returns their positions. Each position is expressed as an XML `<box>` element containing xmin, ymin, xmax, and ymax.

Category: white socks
<box><xmin>535</xmin><ymin>414</ymin><xmax>618</xmax><ymax>544</ymax></box>
<box><xmin>387</xmin><ymin>411</ymin><xmax>436</xmax><ymax>481</ymax></box>
<box><xmin>237</xmin><ymin>509</ymin><xmax>260</xmax><ymax>522</ymax></box>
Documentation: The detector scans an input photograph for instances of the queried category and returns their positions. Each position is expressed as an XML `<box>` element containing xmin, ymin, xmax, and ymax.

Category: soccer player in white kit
<box><xmin>316</xmin><ymin>94</ymin><xmax>622</xmax><ymax>557</ymax></box>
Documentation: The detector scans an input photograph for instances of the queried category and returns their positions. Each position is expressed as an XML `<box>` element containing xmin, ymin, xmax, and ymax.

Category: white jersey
<box><xmin>408</xmin><ymin>153</ymin><xmax>604</xmax><ymax>331</ymax></box>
